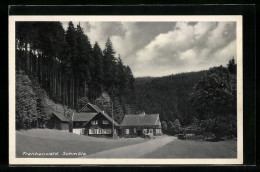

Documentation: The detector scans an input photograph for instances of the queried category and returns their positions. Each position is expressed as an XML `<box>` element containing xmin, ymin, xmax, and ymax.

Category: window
<box><xmin>98</xmin><ymin>128</ymin><xmax>102</xmax><ymax>134</ymax></box>
<box><xmin>149</xmin><ymin>129</ymin><xmax>153</xmax><ymax>133</ymax></box>
<box><xmin>89</xmin><ymin>129</ymin><xmax>93</xmax><ymax>134</ymax></box>
<box><xmin>103</xmin><ymin>120</ymin><xmax>109</xmax><ymax>124</ymax></box>
<box><xmin>91</xmin><ymin>120</ymin><xmax>98</xmax><ymax>125</ymax></box>
<box><xmin>107</xmin><ymin>129</ymin><xmax>111</xmax><ymax>134</ymax></box>
<box><xmin>143</xmin><ymin>129</ymin><xmax>147</xmax><ymax>134</ymax></box>
<box><xmin>134</xmin><ymin>128</ymin><xmax>136</xmax><ymax>133</ymax></box>
<box><xmin>156</xmin><ymin>129</ymin><xmax>161</xmax><ymax>134</ymax></box>
<box><xmin>125</xmin><ymin>129</ymin><xmax>130</xmax><ymax>134</ymax></box>
<box><xmin>100</xmin><ymin>129</ymin><xmax>112</xmax><ymax>134</ymax></box>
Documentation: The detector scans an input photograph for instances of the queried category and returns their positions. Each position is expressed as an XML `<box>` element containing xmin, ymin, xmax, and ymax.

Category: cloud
<box><xmin>85</xmin><ymin>22</ymin><xmax>126</xmax><ymax>48</ymax></box>
<box><xmin>61</xmin><ymin>21</ymin><xmax>237</xmax><ymax>77</ymax></box>
<box><xmin>108</xmin><ymin>22</ymin><xmax>174</xmax><ymax>65</ymax></box>
<box><xmin>133</xmin><ymin>21</ymin><xmax>236</xmax><ymax>76</ymax></box>
<box><xmin>180</xmin><ymin>49</ymin><xmax>196</xmax><ymax>60</ymax></box>
<box><xmin>83</xmin><ymin>22</ymin><xmax>174</xmax><ymax>64</ymax></box>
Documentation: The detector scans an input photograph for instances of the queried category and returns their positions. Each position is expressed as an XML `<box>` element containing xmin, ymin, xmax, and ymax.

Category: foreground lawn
<box><xmin>16</xmin><ymin>129</ymin><xmax>147</xmax><ymax>158</ymax></box>
<box><xmin>141</xmin><ymin>137</ymin><xmax>237</xmax><ymax>158</ymax></box>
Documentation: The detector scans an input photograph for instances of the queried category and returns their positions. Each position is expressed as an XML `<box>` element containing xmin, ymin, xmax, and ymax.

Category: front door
<box><xmin>137</xmin><ymin>129</ymin><xmax>142</xmax><ymax>137</ymax></box>
<box><xmin>118</xmin><ymin>129</ymin><xmax>122</xmax><ymax>136</ymax></box>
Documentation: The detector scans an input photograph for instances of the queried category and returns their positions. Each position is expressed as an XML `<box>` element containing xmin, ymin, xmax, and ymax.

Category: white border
<box><xmin>9</xmin><ymin>15</ymin><xmax>243</xmax><ymax>165</ymax></box>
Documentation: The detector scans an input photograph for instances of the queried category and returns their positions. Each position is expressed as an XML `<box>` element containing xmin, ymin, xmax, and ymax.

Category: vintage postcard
<box><xmin>9</xmin><ymin>15</ymin><xmax>243</xmax><ymax>165</ymax></box>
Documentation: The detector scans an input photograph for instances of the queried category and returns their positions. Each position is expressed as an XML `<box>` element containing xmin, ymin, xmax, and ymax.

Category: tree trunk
<box><xmin>59</xmin><ymin>68</ymin><xmax>62</xmax><ymax>102</ymax></box>
<box><xmin>72</xmin><ymin>77</ymin><xmax>75</xmax><ymax>108</ymax></box>
<box><xmin>29</xmin><ymin>51</ymin><xmax>33</xmax><ymax>74</ymax></box>
<box><xmin>62</xmin><ymin>78</ymin><xmax>65</xmax><ymax>105</ymax></box>
<box><xmin>25</xmin><ymin>43</ymin><xmax>30</xmax><ymax>74</ymax></box>
<box><xmin>53</xmin><ymin>68</ymin><xmax>57</xmax><ymax>97</ymax></box>
<box><xmin>35</xmin><ymin>52</ymin><xmax>38</xmax><ymax>80</ymax></box>
<box><xmin>84</xmin><ymin>80</ymin><xmax>87</xmax><ymax>97</ymax></box>
<box><xmin>76</xmin><ymin>79</ymin><xmax>79</xmax><ymax>106</ymax></box>
<box><xmin>65</xmin><ymin>79</ymin><xmax>68</xmax><ymax>106</ymax></box>
<box><xmin>38</xmin><ymin>54</ymin><xmax>42</xmax><ymax>84</ymax></box>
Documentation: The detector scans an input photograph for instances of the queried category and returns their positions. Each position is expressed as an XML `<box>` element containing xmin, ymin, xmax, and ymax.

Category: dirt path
<box><xmin>81</xmin><ymin>136</ymin><xmax>175</xmax><ymax>158</ymax></box>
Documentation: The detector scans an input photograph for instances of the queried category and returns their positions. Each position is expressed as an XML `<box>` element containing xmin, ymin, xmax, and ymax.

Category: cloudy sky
<box><xmin>61</xmin><ymin>21</ymin><xmax>236</xmax><ymax>77</ymax></box>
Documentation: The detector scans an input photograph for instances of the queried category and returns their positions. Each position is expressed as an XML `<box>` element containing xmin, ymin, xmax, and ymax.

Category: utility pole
<box><xmin>111</xmin><ymin>101</ymin><xmax>115</xmax><ymax>138</ymax></box>
<box><xmin>69</xmin><ymin>112</ymin><xmax>74</xmax><ymax>133</ymax></box>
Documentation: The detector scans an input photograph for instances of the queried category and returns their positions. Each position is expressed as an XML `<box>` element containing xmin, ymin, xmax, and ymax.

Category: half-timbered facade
<box><xmin>72</xmin><ymin>103</ymin><xmax>102</xmax><ymax>134</ymax></box>
<box><xmin>84</xmin><ymin>111</ymin><xmax>120</xmax><ymax>137</ymax></box>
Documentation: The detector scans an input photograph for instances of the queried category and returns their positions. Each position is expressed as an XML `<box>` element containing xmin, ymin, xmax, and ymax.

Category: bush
<box><xmin>188</xmin><ymin>117</ymin><xmax>203</xmax><ymax>134</ymax></box>
<box><xmin>187</xmin><ymin>115</ymin><xmax>236</xmax><ymax>140</ymax></box>
<box><xmin>168</xmin><ymin>119</ymin><xmax>183</xmax><ymax>135</ymax></box>
<box><xmin>186</xmin><ymin>134</ymin><xmax>205</xmax><ymax>141</ymax></box>
<box><xmin>212</xmin><ymin>115</ymin><xmax>237</xmax><ymax>139</ymax></box>
<box><xmin>167</xmin><ymin>121</ymin><xmax>173</xmax><ymax>135</ymax></box>
<box><xmin>161</xmin><ymin>121</ymin><xmax>168</xmax><ymax>134</ymax></box>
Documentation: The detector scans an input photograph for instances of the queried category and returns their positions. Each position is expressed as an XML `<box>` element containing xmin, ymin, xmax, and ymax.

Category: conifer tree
<box><xmin>91</xmin><ymin>42</ymin><xmax>104</xmax><ymax>97</ymax></box>
<box><xmin>103</xmin><ymin>37</ymin><xmax>116</xmax><ymax>89</ymax></box>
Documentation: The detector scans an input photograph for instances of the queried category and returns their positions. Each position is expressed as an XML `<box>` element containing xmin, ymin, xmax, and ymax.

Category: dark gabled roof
<box><xmin>52</xmin><ymin>103</ymin><xmax>119</xmax><ymax>126</ymax></box>
<box><xmin>52</xmin><ymin>111</ymin><xmax>97</xmax><ymax>122</ymax></box>
<box><xmin>52</xmin><ymin>112</ymin><xmax>69</xmax><ymax>122</ymax></box>
<box><xmin>99</xmin><ymin>111</ymin><xmax>120</xmax><ymax>127</ymax></box>
<box><xmin>120</xmin><ymin>114</ymin><xmax>160</xmax><ymax>127</ymax></box>
<box><xmin>78</xmin><ymin>103</ymin><xmax>102</xmax><ymax>113</ymax></box>
<box><xmin>73</xmin><ymin>112</ymin><xmax>97</xmax><ymax>122</ymax></box>
<box><xmin>88</xmin><ymin>103</ymin><xmax>102</xmax><ymax>112</ymax></box>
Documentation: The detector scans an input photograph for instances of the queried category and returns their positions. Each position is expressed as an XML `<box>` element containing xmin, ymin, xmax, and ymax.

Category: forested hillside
<box><xmin>16</xmin><ymin>71</ymin><xmax>66</xmax><ymax>129</ymax></box>
<box><xmin>134</xmin><ymin>71</ymin><xmax>206</xmax><ymax>125</ymax></box>
<box><xmin>15</xmin><ymin>21</ymin><xmax>137</xmax><ymax>128</ymax></box>
<box><xmin>134</xmin><ymin>59</ymin><xmax>237</xmax><ymax>139</ymax></box>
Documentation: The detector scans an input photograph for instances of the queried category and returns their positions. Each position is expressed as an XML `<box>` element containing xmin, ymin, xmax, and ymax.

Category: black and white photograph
<box><xmin>8</xmin><ymin>15</ymin><xmax>243</xmax><ymax>165</ymax></box>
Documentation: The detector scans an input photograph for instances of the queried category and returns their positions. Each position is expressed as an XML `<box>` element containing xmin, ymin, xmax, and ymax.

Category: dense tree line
<box><xmin>135</xmin><ymin>59</ymin><xmax>236</xmax><ymax>127</ymax></box>
<box><xmin>134</xmin><ymin>71</ymin><xmax>206</xmax><ymax>125</ymax></box>
<box><xmin>16</xmin><ymin>22</ymin><xmax>136</xmax><ymax>127</ymax></box>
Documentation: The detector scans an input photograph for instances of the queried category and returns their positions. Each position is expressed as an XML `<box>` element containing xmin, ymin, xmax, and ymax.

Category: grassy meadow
<box><xmin>16</xmin><ymin>129</ymin><xmax>147</xmax><ymax>158</ymax></box>
<box><xmin>141</xmin><ymin>138</ymin><xmax>237</xmax><ymax>158</ymax></box>
<box><xmin>16</xmin><ymin>129</ymin><xmax>237</xmax><ymax>159</ymax></box>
